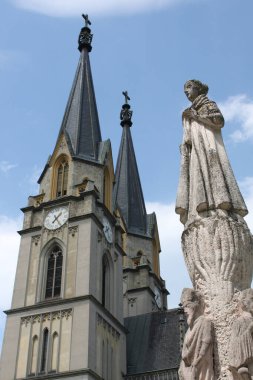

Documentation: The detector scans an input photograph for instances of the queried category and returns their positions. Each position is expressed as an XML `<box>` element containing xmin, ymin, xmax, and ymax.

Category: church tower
<box><xmin>114</xmin><ymin>95</ymin><xmax>168</xmax><ymax>318</ymax></box>
<box><xmin>0</xmin><ymin>17</ymin><xmax>126</xmax><ymax>380</ymax></box>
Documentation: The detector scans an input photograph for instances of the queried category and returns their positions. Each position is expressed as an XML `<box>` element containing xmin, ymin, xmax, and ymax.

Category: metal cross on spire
<box><xmin>120</xmin><ymin>91</ymin><xmax>133</xmax><ymax>127</ymax></box>
<box><xmin>78</xmin><ymin>14</ymin><xmax>93</xmax><ymax>52</ymax></box>
<box><xmin>82</xmin><ymin>14</ymin><xmax>91</xmax><ymax>27</ymax></box>
<box><xmin>122</xmin><ymin>91</ymin><xmax>130</xmax><ymax>105</ymax></box>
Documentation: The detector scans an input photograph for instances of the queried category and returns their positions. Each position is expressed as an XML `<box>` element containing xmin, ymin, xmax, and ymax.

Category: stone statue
<box><xmin>176</xmin><ymin>79</ymin><xmax>247</xmax><ymax>225</ymax></box>
<box><xmin>229</xmin><ymin>289</ymin><xmax>253</xmax><ymax>380</ymax></box>
<box><xmin>179</xmin><ymin>288</ymin><xmax>214</xmax><ymax>380</ymax></box>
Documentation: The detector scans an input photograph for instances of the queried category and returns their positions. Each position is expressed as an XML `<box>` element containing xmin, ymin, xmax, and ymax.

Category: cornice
<box><xmin>5</xmin><ymin>294</ymin><xmax>127</xmax><ymax>334</ymax></box>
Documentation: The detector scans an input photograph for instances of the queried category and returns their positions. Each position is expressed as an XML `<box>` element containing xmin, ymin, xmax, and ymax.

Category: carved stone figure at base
<box><xmin>229</xmin><ymin>289</ymin><xmax>253</xmax><ymax>380</ymax></box>
<box><xmin>179</xmin><ymin>288</ymin><xmax>214</xmax><ymax>380</ymax></box>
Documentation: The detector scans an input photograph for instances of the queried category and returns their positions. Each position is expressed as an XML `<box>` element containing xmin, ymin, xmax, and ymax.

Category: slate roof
<box><xmin>125</xmin><ymin>309</ymin><xmax>184</xmax><ymax>375</ymax></box>
<box><xmin>113</xmin><ymin>116</ymin><xmax>147</xmax><ymax>236</ymax></box>
<box><xmin>58</xmin><ymin>31</ymin><xmax>102</xmax><ymax>162</ymax></box>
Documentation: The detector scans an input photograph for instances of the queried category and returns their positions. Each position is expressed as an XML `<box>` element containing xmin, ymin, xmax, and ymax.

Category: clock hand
<box><xmin>52</xmin><ymin>212</ymin><xmax>62</xmax><ymax>224</ymax></box>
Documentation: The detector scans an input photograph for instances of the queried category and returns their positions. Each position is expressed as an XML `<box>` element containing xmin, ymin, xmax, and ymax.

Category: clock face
<box><xmin>154</xmin><ymin>287</ymin><xmax>162</xmax><ymax>309</ymax></box>
<box><xmin>103</xmin><ymin>217</ymin><xmax>113</xmax><ymax>243</ymax></box>
<box><xmin>44</xmin><ymin>207</ymin><xmax>69</xmax><ymax>230</ymax></box>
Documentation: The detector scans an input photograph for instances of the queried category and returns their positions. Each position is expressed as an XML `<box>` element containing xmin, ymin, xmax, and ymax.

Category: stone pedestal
<box><xmin>182</xmin><ymin>214</ymin><xmax>253</xmax><ymax>379</ymax></box>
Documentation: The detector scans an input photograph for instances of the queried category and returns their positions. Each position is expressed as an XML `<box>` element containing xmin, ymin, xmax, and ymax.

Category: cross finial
<box><xmin>122</xmin><ymin>91</ymin><xmax>130</xmax><ymax>104</ymax></box>
<box><xmin>82</xmin><ymin>14</ymin><xmax>91</xmax><ymax>27</ymax></box>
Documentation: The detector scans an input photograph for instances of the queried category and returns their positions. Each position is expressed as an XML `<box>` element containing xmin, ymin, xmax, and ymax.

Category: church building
<box><xmin>0</xmin><ymin>18</ymin><xmax>184</xmax><ymax>380</ymax></box>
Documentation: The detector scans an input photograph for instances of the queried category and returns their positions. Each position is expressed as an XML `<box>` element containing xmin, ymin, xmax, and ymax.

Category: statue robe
<box><xmin>176</xmin><ymin>94</ymin><xmax>248</xmax><ymax>225</ymax></box>
<box><xmin>179</xmin><ymin>315</ymin><xmax>214</xmax><ymax>380</ymax></box>
<box><xmin>229</xmin><ymin>315</ymin><xmax>253</xmax><ymax>369</ymax></box>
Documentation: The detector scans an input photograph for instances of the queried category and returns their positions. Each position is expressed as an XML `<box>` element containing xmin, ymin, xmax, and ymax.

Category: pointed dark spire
<box><xmin>59</xmin><ymin>15</ymin><xmax>102</xmax><ymax>161</ymax></box>
<box><xmin>113</xmin><ymin>94</ymin><xmax>147</xmax><ymax>235</ymax></box>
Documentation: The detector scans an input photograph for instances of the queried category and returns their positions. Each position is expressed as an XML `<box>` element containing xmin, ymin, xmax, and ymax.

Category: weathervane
<box><xmin>82</xmin><ymin>14</ymin><xmax>91</xmax><ymax>28</ymax></box>
<box><xmin>122</xmin><ymin>91</ymin><xmax>130</xmax><ymax>105</ymax></box>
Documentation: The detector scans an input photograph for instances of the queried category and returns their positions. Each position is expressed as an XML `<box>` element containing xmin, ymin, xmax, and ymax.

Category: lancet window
<box><xmin>40</xmin><ymin>328</ymin><xmax>49</xmax><ymax>373</ymax></box>
<box><xmin>103</xmin><ymin>167</ymin><xmax>112</xmax><ymax>210</ymax></box>
<box><xmin>45</xmin><ymin>246</ymin><xmax>63</xmax><ymax>299</ymax></box>
<box><xmin>56</xmin><ymin>159</ymin><xmax>69</xmax><ymax>197</ymax></box>
<box><xmin>102</xmin><ymin>254</ymin><xmax>110</xmax><ymax>309</ymax></box>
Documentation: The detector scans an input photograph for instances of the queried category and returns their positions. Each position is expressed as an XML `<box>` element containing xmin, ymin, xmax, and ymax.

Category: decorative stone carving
<box><xmin>97</xmin><ymin>313</ymin><xmax>120</xmax><ymax>340</ymax></box>
<box><xmin>68</xmin><ymin>226</ymin><xmax>78</xmax><ymax>237</ymax></box>
<box><xmin>179</xmin><ymin>288</ymin><xmax>214</xmax><ymax>380</ymax></box>
<box><xmin>182</xmin><ymin>216</ymin><xmax>253</xmax><ymax>307</ymax></box>
<box><xmin>32</xmin><ymin>235</ymin><xmax>41</xmax><ymax>246</ymax></box>
<box><xmin>228</xmin><ymin>289</ymin><xmax>253</xmax><ymax>380</ymax></box>
<box><xmin>128</xmin><ymin>297</ymin><xmax>137</xmax><ymax>307</ymax></box>
<box><xmin>21</xmin><ymin>309</ymin><xmax>72</xmax><ymax>326</ymax></box>
<box><xmin>28</xmin><ymin>193</ymin><xmax>45</xmax><ymax>207</ymax></box>
<box><xmin>175</xmin><ymin>80</ymin><xmax>253</xmax><ymax>379</ymax></box>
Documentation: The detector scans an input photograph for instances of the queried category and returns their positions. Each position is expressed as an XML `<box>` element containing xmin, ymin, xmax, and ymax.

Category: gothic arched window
<box><xmin>40</xmin><ymin>328</ymin><xmax>49</xmax><ymax>373</ymax></box>
<box><xmin>56</xmin><ymin>159</ymin><xmax>69</xmax><ymax>198</ymax></box>
<box><xmin>102</xmin><ymin>254</ymin><xmax>110</xmax><ymax>309</ymax></box>
<box><xmin>45</xmin><ymin>246</ymin><xmax>63</xmax><ymax>299</ymax></box>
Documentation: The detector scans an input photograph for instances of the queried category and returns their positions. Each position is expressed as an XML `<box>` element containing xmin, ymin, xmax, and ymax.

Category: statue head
<box><xmin>184</xmin><ymin>80</ymin><xmax>209</xmax><ymax>102</ymax></box>
<box><xmin>180</xmin><ymin>288</ymin><xmax>203</xmax><ymax>327</ymax></box>
<box><xmin>238</xmin><ymin>288</ymin><xmax>253</xmax><ymax>315</ymax></box>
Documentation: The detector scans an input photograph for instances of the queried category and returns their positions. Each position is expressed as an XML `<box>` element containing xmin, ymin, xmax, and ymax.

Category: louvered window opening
<box><xmin>56</xmin><ymin>161</ymin><xmax>69</xmax><ymax>197</ymax></box>
<box><xmin>45</xmin><ymin>247</ymin><xmax>63</xmax><ymax>299</ymax></box>
<box><xmin>102</xmin><ymin>255</ymin><xmax>110</xmax><ymax>308</ymax></box>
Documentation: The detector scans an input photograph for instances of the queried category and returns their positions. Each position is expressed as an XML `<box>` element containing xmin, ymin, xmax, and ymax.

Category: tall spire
<box><xmin>113</xmin><ymin>93</ymin><xmax>147</xmax><ymax>235</ymax></box>
<box><xmin>59</xmin><ymin>15</ymin><xmax>102</xmax><ymax>161</ymax></box>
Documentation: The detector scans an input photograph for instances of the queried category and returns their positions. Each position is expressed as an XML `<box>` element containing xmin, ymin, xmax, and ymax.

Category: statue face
<box><xmin>183</xmin><ymin>301</ymin><xmax>198</xmax><ymax>326</ymax></box>
<box><xmin>184</xmin><ymin>81</ymin><xmax>199</xmax><ymax>102</ymax></box>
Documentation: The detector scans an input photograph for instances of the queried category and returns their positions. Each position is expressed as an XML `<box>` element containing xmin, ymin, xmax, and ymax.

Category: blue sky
<box><xmin>1</xmin><ymin>0</ymin><xmax>253</xmax><ymax>349</ymax></box>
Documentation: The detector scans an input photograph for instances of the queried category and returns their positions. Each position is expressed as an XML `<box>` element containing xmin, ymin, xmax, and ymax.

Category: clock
<box><xmin>44</xmin><ymin>206</ymin><xmax>69</xmax><ymax>230</ymax></box>
<box><xmin>154</xmin><ymin>287</ymin><xmax>162</xmax><ymax>309</ymax></box>
<box><xmin>102</xmin><ymin>216</ymin><xmax>113</xmax><ymax>243</ymax></box>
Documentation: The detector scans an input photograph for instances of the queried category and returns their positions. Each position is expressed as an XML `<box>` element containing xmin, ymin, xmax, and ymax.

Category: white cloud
<box><xmin>219</xmin><ymin>94</ymin><xmax>253</xmax><ymax>143</ymax></box>
<box><xmin>0</xmin><ymin>215</ymin><xmax>21</xmax><ymax>352</ymax></box>
<box><xmin>239</xmin><ymin>176</ymin><xmax>253</xmax><ymax>232</ymax></box>
<box><xmin>0</xmin><ymin>161</ymin><xmax>17</xmax><ymax>173</ymax></box>
<box><xmin>14</xmin><ymin>0</ymin><xmax>195</xmax><ymax>17</ymax></box>
<box><xmin>0</xmin><ymin>215</ymin><xmax>22</xmax><ymax>311</ymax></box>
<box><xmin>146</xmin><ymin>201</ymin><xmax>191</xmax><ymax>308</ymax></box>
